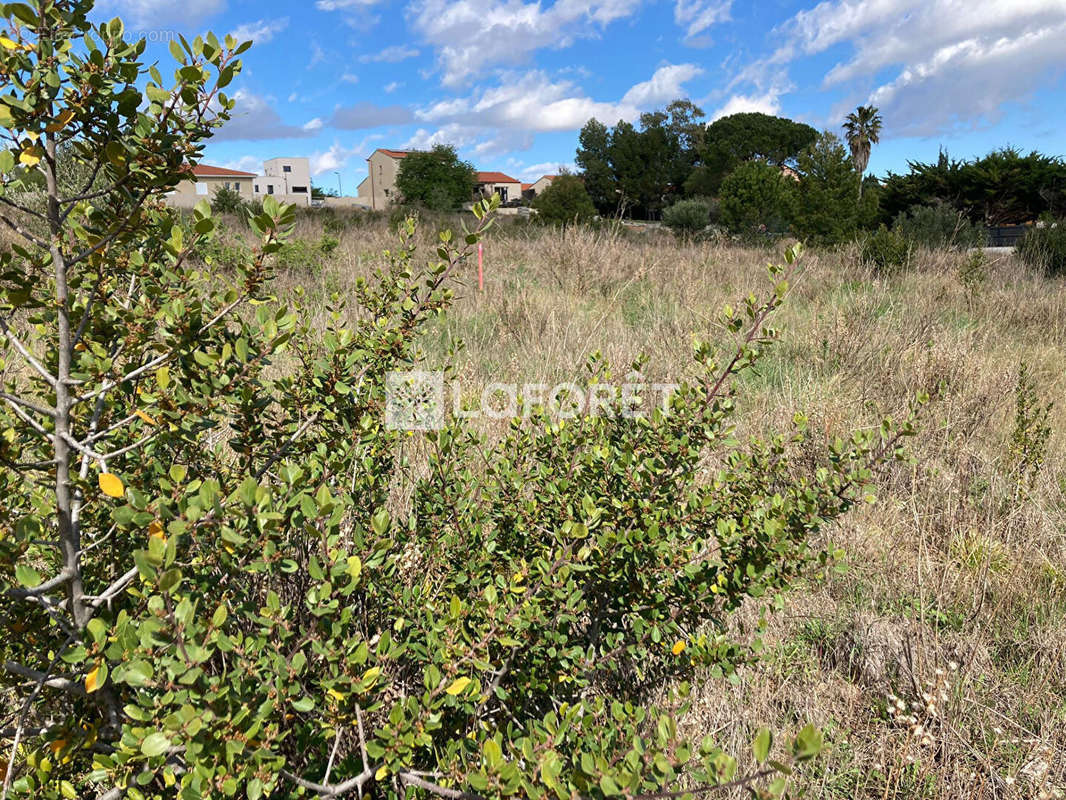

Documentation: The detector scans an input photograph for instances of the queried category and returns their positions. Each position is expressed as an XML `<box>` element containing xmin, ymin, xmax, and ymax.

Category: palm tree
<box><xmin>843</xmin><ymin>105</ymin><xmax>883</xmax><ymax>198</ymax></box>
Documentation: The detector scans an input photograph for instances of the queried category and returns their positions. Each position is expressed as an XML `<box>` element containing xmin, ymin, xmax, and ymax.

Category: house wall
<box><xmin>168</xmin><ymin>176</ymin><xmax>253</xmax><ymax>208</ymax></box>
<box><xmin>478</xmin><ymin>181</ymin><xmax>523</xmax><ymax>203</ymax></box>
<box><xmin>530</xmin><ymin>176</ymin><xmax>555</xmax><ymax>196</ymax></box>
<box><xmin>358</xmin><ymin>151</ymin><xmax>403</xmax><ymax>210</ymax></box>
<box><xmin>256</xmin><ymin>157</ymin><xmax>312</xmax><ymax>206</ymax></box>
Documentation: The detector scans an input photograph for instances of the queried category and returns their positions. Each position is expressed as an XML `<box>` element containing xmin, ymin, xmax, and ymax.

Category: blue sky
<box><xmin>94</xmin><ymin>0</ymin><xmax>1066</xmax><ymax>190</ymax></box>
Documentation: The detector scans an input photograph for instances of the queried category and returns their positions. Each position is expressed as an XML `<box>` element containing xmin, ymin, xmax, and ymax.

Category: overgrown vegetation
<box><xmin>395</xmin><ymin>144</ymin><xmax>477</xmax><ymax>211</ymax></box>
<box><xmin>661</xmin><ymin>197</ymin><xmax>715</xmax><ymax>239</ymax></box>
<box><xmin>530</xmin><ymin>173</ymin><xmax>596</xmax><ymax>225</ymax></box>
<box><xmin>1017</xmin><ymin>222</ymin><xmax>1066</xmax><ymax>278</ymax></box>
<box><xmin>0</xmin><ymin>5</ymin><xmax>926</xmax><ymax>800</ymax></box>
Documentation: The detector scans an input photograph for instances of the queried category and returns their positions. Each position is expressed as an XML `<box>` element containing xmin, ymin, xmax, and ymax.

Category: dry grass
<box><xmin>268</xmin><ymin>209</ymin><xmax>1065</xmax><ymax>799</ymax></box>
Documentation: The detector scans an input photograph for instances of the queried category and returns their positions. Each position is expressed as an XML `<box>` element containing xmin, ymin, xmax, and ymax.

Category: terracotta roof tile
<box><xmin>189</xmin><ymin>164</ymin><xmax>257</xmax><ymax>178</ymax></box>
<box><xmin>476</xmin><ymin>171</ymin><xmax>519</xmax><ymax>184</ymax></box>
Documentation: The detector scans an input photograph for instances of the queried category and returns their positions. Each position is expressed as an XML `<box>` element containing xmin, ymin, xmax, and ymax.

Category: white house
<box><xmin>254</xmin><ymin>157</ymin><xmax>312</xmax><ymax>206</ymax></box>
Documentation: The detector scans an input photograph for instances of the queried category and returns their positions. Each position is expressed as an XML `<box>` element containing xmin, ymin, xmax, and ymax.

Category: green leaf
<box><xmin>752</xmin><ymin>728</ymin><xmax>772</xmax><ymax>764</ymax></box>
<box><xmin>598</xmin><ymin>775</ymin><xmax>621</xmax><ymax>796</ymax></box>
<box><xmin>14</xmin><ymin>564</ymin><xmax>41</xmax><ymax>588</ymax></box>
<box><xmin>792</xmin><ymin>724</ymin><xmax>823</xmax><ymax>762</ymax></box>
<box><xmin>141</xmin><ymin>732</ymin><xmax>171</xmax><ymax>758</ymax></box>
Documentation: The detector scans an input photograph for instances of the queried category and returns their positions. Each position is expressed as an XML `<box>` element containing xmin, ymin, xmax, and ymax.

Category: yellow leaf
<box><xmin>671</xmin><ymin>640</ymin><xmax>686</xmax><ymax>656</ymax></box>
<box><xmin>49</xmin><ymin>739</ymin><xmax>67</xmax><ymax>756</ymax></box>
<box><xmin>327</xmin><ymin>688</ymin><xmax>346</xmax><ymax>702</ymax></box>
<box><xmin>85</xmin><ymin>665</ymin><xmax>102</xmax><ymax>693</ymax></box>
<box><xmin>361</xmin><ymin>666</ymin><xmax>380</xmax><ymax>684</ymax></box>
<box><xmin>0</xmin><ymin>37</ymin><xmax>17</xmax><ymax>51</ymax></box>
<box><xmin>99</xmin><ymin>473</ymin><xmax>124</xmax><ymax>498</ymax></box>
<box><xmin>148</xmin><ymin>520</ymin><xmax>165</xmax><ymax>542</ymax></box>
<box><xmin>445</xmin><ymin>676</ymin><xmax>471</xmax><ymax>696</ymax></box>
<box><xmin>134</xmin><ymin>409</ymin><xmax>159</xmax><ymax>426</ymax></box>
<box><xmin>375</xmin><ymin>765</ymin><xmax>389</xmax><ymax>781</ymax></box>
<box><xmin>45</xmin><ymin>109</ymin><xmax>75</xmax><ymax>133</ymax></box>
<box><xmin>19</xmin><ymin>148</ymin><xmax>41</xmax><ymax>167</ymax></box>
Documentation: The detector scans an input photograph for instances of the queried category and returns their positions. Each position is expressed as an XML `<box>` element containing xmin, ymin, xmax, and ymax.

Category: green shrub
<box><xmin>719</xmin><ymin>160</ymin><xmax>796</xmax><ymax>234</ymax></box>
<box><xmin>531</xmin><ymin>174</ymin><xmax>597</xmax><ymax>225</ymax></box>
<box><xmin>1017</xmin><ymin>222</ymin><xmax>1066</xmax><ymax>277</ymax></box>
<box><xmin>0</xmin><ymin>7</ymin><xmax>921</xmax><ymax>798</ymax></box>
<box><xmin>893</xmin><ymin>203</ymin><xmax>986</xmax><ymax>250</ymax></box>
<box><xmin>210</xmin><ymin>184</ymin><xmax>245</xmax><ymax>215</ymax></box>
<box><xmin>791</xmin><ymin>131</ymin><xmax>860</xmax><ymax>246</ymax></box>
<box><xmin>662</xmin><ymin>197</ymin><xmax>715</xmax><ymax>239</ymax></box>
<box><xmin>860</xmin><ymin>225</ymin><xmax>912</xmax><ymax>274</ymax></box>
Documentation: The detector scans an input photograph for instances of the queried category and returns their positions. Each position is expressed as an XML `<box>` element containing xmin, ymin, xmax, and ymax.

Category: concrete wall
<box><xmin>530</xmin><ymin>176</ymin><xmax>555</xmax><ymax>196</ymax></box>
<box><xmin>358</xmin><ymin>151</ymin><xmax>403</xmax><ymax>210</ymax></box>
<box><xmin>322</xmin><ymin>196</ymin><xmax>372</xmax><ymax>209</ymax></box>
<box><xmin>478</xmin><ymin>181</ymin><xmax>523</xmax><ymax>203</ymax></box>
<box><xmin>256</xmin><ymin>157</ymin><xmax>312</xmax><ymax>205</ymax></box>
<box><xmin>168</xmin><ymin>176</ymin><xmax>253</xmax><ymax>208</ymax></box>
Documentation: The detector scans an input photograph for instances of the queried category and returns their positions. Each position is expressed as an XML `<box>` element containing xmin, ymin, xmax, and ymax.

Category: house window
<box><xmin>495</xmin><ymin>186</ymin><xmax>508</xmax><ymax>202</ymax></box>
<box><xmin>196</xmin><ymin>183</ymin><xmax>208</xmax><ymax>195</ymax></box>
<box><xmin>283</xmin><ymin>165</ymin><xmax>292</xmax><ymax>173</ymax></box>
<box><xmin>254</xmin><ymin>184</ymin><xmax>260</xmax><ymax>192</ymax></box>
<box><xmin>267</xmin><ymin>185</ymin><xmax>275</xmax><ymax>194</ymax></box>
<box><xmin>292</xmin><ymin>186</ymin><xmax>308</xmax><ymax>193</ymax></box>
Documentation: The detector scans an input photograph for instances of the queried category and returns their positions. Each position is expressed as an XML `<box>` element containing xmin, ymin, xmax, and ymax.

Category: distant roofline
<box><xmin>187</xmin><ymin>163</ymin><xmax>258</xmax><ymax>178</ymax></box>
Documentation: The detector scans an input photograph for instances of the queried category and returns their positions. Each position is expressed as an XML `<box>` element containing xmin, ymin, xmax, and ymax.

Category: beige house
<box><xmin>358</xmin><ymin>148</ymin><xmax>410</xmax><ymax>210</ymax></box>
<box><xmin>476</xmin><ymin>171</ymin><xmax>522</xmax><ymax>203</ymax></box>
<box><xmin>255</xmin><ymin>157</ymin><xmax>312</xmax><ymax>206</ymax></box>
<box><xmin>527</xmin><ymin>174</ymin><xmax>558</xmax><ymax>197</ymax></box>
<box><xmin>169</xmin><ymin>164</ymin><xmax>256</xmax><ymax>208</ymax></box>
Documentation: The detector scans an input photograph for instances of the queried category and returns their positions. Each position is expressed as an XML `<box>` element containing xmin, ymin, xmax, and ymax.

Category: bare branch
<box><xmin>2</xmin><ymin>661</ymin><xmax>84</xmax><ymax>695</ymax></box>
<box><xmin>0</xmin><ymin>317</ymin><xmax>58</xmax><ymax>389</ymax></box>
<box><xmin>0</xmin><ymin>391</ymin><xmax>56</xmax><ymax>419</ymax></box>
<box><xmin>86</xmin><ymin>567</ymin><xmax>139</xmax><ymax>609</ymax></box>
<box><xmin>279</xmin><ymin>767</ymin><xmax>373</xmax><ymax>798</ymax></box>
<box><xmin>6</xmin><ymin>568</ymin><xmax>74</xmax><ymax>599</ymax></box>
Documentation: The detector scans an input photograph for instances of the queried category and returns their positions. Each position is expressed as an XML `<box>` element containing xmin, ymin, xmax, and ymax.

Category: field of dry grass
<box><xmin>258</xmin><ymin>208</ymin><xmax>1065</xmax><ymax>799</ymax></box>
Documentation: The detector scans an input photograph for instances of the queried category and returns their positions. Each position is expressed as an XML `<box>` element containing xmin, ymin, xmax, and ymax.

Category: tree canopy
<box><xmin>575</xmin><ymin>100</ymin><xmax>706</xmax><ymax>219</ymax></box>
<box><xmin>880</xmin><ymin>147</ymin><xmax>1066</xmax><ymax>226</ymax></box>
<box><xmin>531</xmin><ymin>173</ymin><xmax>596</xmax><ymax>224</ymax></box>
<box><xmin>395</xmin><ymin>145</ymin><xmax>477</xmax><ymax>210</ymax></box>
<box><xmin>689</xmin><ymin>112</ymin><xmax>819</xmax><ymax>196</ymax></box>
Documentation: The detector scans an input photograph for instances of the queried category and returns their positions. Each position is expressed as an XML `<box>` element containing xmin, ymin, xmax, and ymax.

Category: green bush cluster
<box><xmin>531</xmin><ymin>174</ymin><xmax>597</xmax><ymax>225</ymax></box>
<box><xmin>718</xmin><ymin>161</ymin><xmax>796</xmax><ymax>235</ymax></box>
<box><xmin>661</xmin><ymin>197</ymin><xmax>716</xmax><ymax>239</ymax></box>
<box><xmin>859</xmin><ymin>225</ymin><xmax>913</xmax><ymax>274</ymax></box>
<box><xmin>892</xmin><ymin>203</ymin><xmax>986</xmax><ymax>250</ymax></box>
<box><xmin>1017</xmin><ymin>222</ymin><xmax>1066</xmax><ymax>277</ymax></box>
<box><xmin>0</xmin><ymin>6</ymin><xmax>921</xmax><ymax>800</ymax></box>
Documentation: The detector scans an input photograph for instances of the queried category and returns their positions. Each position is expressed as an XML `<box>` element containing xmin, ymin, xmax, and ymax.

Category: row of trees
<box><xmin>576</xmin><ymin>105</ymin><xmax>823</xmax><ymax>219</ymax></box>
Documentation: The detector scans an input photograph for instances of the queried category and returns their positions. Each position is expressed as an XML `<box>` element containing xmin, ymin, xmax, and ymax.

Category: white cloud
<box><xmin>384</xmin><ymin>81</ymin><xmax>403</xmax><ymax>93</ymax></box>
<box><xmin>99</xmin><ymin>0</ymin><xmax>226</xmax><ymax>28</ymax></box>
<box><xmin>303</xmin><ymin>117</ymin><xmax>324</xmax><ymax>132</ymax></box>
<box><xmin>621</xmin><ymin>64</ymin><xmax>704</xmax><ymax>106</ymax></box>
<box><xmin>515</xmin><ymin>161</ymin><xmax>577</xmax><ymax>180</ymax></box>
<box><xmin>770</xmin><ymin>0</ymin><xmax>1066</xmax><ymax>135</ymax></box>
<box><xmin>230</xmin><ymin>17</ymin><xmax>289</xmax><ymax>45</ymax></box>
<box><xmin>710</xmin><ymin>91</ymin><xmax>781</xmax><ymax>121</ymax></box>
<box><xmin>316</xmin><ymin>0</ymin><xmax>381</xmax><ymax>8</ymax></box>
<box><xmin>674</xmin><ymin>0</ymin><xmax>731</xmax><ymax>43</ymax></box>
<box><xmin>221</xmin><ymin>155</ymin><xmax>262</xmax><ymax>174</ymax></box>
<box><xmin>342</xmin><ymin>73</ymin><xmax>360</xmax><ymax>84</ymax></box>
<box><xmin>214</xmin><ymin>90</ymin><xmax>317</xmax><ymax>141</ymax></box>
<box><xmin>409</xmin><ymin>0</ymin><xmax>643</xmax><ymax>87</ymax></box>
<box><xmin>418</xmin><ymin>65</ymin><xmax>703</xmax><ymax>134</ymax></box>
<box><xmin>359</xmin><ymin>45</ymin><xmax>420</xmax><ymax>63</ymax></box>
